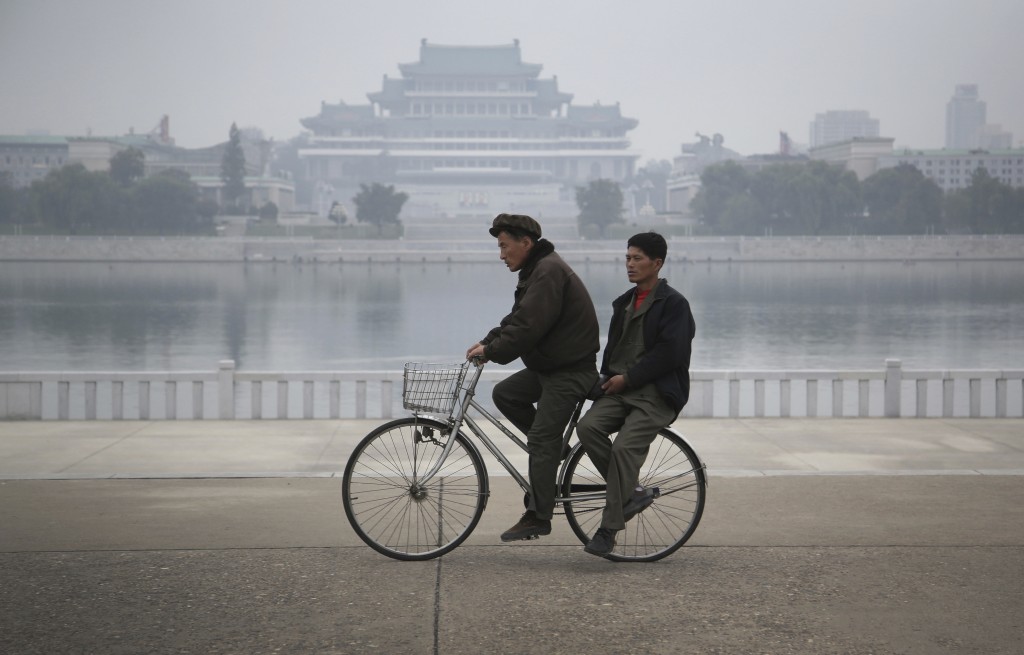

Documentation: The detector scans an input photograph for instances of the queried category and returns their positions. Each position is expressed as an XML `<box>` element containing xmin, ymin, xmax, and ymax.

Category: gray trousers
<box><xmin>493</xmin><ymin>367</ymin><xmax>597</xmax><ymax>520</ymax></box>
<box><xmin>576</xmin><ymin>384</ymin><xmax>677</xmax><ymax>530</ymax></box>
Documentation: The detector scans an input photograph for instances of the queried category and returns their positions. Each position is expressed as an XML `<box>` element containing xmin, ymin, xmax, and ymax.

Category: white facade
<box><xmin>808</xmin><ymin>137</ymin><xmax>895</xmax><ymax>181</ymax></box>
<box><xmin>877</xmin><ymin>149</ymin><xmax>1024</xmax><ymax>192</ymax></box>
<box><xmin>0</xmin><ymin>136</ymin><xmax>69</xmax><ymax>187</ymax></box>
<box><xmin>299</xmin><ymin>40</ymin><xmax>640</xmax><ymax>219</ymax></box>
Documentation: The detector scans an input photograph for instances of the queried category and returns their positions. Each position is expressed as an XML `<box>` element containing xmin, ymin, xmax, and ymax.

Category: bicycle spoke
<box><xmin>562</xmin><ymin>430</ymin><xmax>706</xmax><ymax>562</ymax></box>
<box><xmin>343</xmin><ymin>418</ymin><xmax>488</xmax><ymax>560</ymax></box>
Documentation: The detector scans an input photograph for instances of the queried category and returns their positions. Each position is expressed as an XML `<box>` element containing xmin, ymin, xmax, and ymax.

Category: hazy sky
<box><xmin>2</xmin><ymin>0</ymin><xmax>1021</xmax><ymax>161</ymax></box>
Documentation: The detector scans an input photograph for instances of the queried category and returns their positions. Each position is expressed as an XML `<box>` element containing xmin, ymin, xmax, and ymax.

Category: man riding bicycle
<box><xmin>466</xmin><ymin>213</ymin><xmax>599</xmax><ymax>542</ymax></box>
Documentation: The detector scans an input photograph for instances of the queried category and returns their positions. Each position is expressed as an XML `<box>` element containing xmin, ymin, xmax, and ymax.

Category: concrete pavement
<box><xmin>1</xmin><ymin>417</ymin><xmax>1023</xmax><ymax>480</ymax></box>
<box><xmin>2</xmin><ymin>418</ymin><xmax>1023</xmax><ymax>654</ymax></box>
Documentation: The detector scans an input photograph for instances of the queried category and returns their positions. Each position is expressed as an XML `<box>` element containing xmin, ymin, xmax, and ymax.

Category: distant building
<box><xmin>977</xmin><ymin>124</ymin><xmax>1014</xmax><ymax>150</ymax></box>
<box><xmin>1</xmin><ymin>122</ymin><xmax>294</xmax><ymax>212</ymax></box>
<box><xmin>665</xmin><ymin>132</ymin><xmax>742</xmax><ymax>214</ymax></box>
<box><xmin>809</xmin><ymin>110</ymin><xmax>880</xmax><ymax>148</ymax></box>
<box><xmin>664</xmin><ymin>133</ymin><xmax>815</xmax><ymax>215</ymax></box>
<box><xmin>735</xmin><ymin>153</ymin><xmax>810</xmax><ymax>175</ymax></box>
<box><xmin>298</xmin><ymin>39</ymin><xmax>640</xmax><ymax>219</ymax></box>
<box><xmin>0</xmin><ymin>136</ymin><xmax>69</xmax><ymax>188</ymax></box>
<box><xmin>878</xmin><ymin>148</ymin><xmax>1024</xmax><ymax>192</ymax></box>
<box><xmin>945</xmin><ymin>84</ymin><xmax>987</xmax><ymax>150</ymax></box>
<box><xmin>808</xmin><ymin>137</ymin><xmax>895</xmax><ymax>181</ymax></box>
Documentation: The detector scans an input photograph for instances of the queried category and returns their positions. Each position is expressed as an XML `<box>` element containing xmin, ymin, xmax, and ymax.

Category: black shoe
<box><xmin>500</xmin><ymin>510</ymin><xmax>552</xmax><ymax>542</ymax></box>
<box><xmin>622</xmin><ymin>486</ymin><xmax>659</xmax><ymax>523</ymax></box>
<box><xmin>584</xmin><ymin>527</ymin><xmax>617</xmax><ymax>557</ymax></box>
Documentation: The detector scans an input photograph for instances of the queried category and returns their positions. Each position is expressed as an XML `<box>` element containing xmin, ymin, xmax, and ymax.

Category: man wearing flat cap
<box><xmin>467</xmin><ymin>213</ymin><xmax>599</xmax><ymax>542</ymax></box>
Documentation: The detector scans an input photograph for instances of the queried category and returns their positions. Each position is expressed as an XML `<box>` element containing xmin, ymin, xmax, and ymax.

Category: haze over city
<box><xmin>2</xmin><ymin>0</ymin><xmax>1022</xmax><ymax>161</ymax></box>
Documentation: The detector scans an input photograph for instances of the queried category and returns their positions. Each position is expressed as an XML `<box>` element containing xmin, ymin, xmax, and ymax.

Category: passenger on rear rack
<box><xmin>576</xmin><ymin>232</ymin><xmax>696</xmax><ymax>558</ymax></box>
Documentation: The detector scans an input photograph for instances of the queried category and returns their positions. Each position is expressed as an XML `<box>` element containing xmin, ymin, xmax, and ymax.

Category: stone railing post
<box><xmin>884</xmin><ymin>359</ymin><xmax>902</xmax><ymax>418</ymax></box>
<box><xmin>218</xmin><ymin>360</ymin><xmax>236</xmax><ymax>419</ymax></box>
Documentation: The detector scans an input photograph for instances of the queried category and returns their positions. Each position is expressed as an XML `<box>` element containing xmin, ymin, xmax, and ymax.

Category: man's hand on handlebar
<box><xmin>465</xmin><ymin>342</ymin><xmax>488</xmax><ymax>363</ymax></box>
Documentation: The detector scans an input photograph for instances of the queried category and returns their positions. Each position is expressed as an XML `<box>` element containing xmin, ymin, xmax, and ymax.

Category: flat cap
<box><xmin>489</xmin><ymin>213</ymin><xmax>542</xmax><ymax>240</ymax></box>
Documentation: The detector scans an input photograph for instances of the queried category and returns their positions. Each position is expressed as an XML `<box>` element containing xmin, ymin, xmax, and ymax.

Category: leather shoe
<box><xmin>584</xmin><ymin>527</ymin><xmax>617</xmax><ymax>557</ymax></box>
<box><xmin>622</xmin><ymin>486</ymin><xmax>659</xmax><ymax>522</ymax></box>
<box><xmin>500</xmin><ymin>510</ymin><xmax>551</xmax><ymax>542</ymax></box>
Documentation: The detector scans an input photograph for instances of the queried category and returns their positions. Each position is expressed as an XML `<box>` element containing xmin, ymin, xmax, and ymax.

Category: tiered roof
<box><xmin>303</xmin><ymin>41</ymin><xmax>636</xmax><ymax>132</ymax></box>
<box><xmin>565</xmin><ymin>104</ymin><xmax>639</xmax><ymax>130</ymax></box>
<box><xmin>301</xmin><ymin>101</ymin><xmax>377</xmax><ymax>132</ymax></box>
<box><xmin>398</xmin><ymin>39</ymin><xmax>543</xmax><ymax>77</ymax></box>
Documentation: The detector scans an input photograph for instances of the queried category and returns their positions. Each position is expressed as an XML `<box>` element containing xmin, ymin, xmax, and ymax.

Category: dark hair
<box><xmin>627</xmin><ymin>232</ymin><xmax>667</xmax><ymax>262</ymax></box>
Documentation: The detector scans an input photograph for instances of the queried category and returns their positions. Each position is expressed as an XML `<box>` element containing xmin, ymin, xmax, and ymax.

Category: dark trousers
<box><xmin>576</xmin><ymin>384</ymin><xmax>677</xmax><ymax>530</ymax></box>
<box><xmin>493</xmin><ymin>367</ymin><xmax>597</xmax><ymax>520</ymax></box>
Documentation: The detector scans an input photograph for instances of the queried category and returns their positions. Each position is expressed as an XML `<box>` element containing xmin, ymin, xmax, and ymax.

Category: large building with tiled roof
<box><xmin>299</xmin><ymin>39</ymin><xmax>639</xmax><ymax>219</ymax></box>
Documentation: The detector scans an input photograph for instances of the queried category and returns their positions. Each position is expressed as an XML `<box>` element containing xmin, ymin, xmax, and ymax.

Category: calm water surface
<box><xmin>1</xmin><ymin>260</ymin><xmax>1021</xmax><ymax>372</ymax></box>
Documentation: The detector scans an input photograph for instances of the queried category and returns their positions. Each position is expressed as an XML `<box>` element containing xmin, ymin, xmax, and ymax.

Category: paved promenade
<box><xmin>2</xmin><ymin>418</ymin><xmax>1022</xmax><ymax>654</ymax></box>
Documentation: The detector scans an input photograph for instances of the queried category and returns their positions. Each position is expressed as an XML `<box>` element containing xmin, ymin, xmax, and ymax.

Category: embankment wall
<box><xmin>0</xmin><ymin>235</ymin><xmax>1020</xmax><ymax>263</ymax></box>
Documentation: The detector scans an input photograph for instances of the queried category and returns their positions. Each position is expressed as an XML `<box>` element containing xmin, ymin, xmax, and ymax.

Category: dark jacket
<box><xmin>602</xmin><ymin>278</ymin><xmax>695</xmax><ymax>415</ymax></box>
<box><xmin>481</xmin><ymin>239</ymin><xmax>599</xmax><ymax>372</ymax></box>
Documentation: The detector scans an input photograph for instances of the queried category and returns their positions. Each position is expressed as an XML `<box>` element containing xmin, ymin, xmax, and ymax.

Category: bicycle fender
<box><xmin>662</xmin><ymin>426</ymin><xmax>709</xmax><ymax>487</ymax></box>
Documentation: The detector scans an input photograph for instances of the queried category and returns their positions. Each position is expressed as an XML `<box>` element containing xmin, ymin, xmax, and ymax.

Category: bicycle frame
<box><xmin>409</xmin><ymin>362</ymin><xmax>606</xmax><ymax>505</ymax></box>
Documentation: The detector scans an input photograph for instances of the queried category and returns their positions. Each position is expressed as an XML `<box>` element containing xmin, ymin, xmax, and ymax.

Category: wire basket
<box><xmin>402</xmin><ymin>362</ymin><xmax>470</xmax><ymax>414</ymax></box>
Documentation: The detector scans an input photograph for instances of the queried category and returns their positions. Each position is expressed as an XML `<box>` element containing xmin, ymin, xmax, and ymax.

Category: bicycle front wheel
<box><xmin>560</xmin><ymin>428</ymin><xmax>706</xmax><ymax>562</ymax></box>
<box><xmin>342</xmin><ymin>417</ymin><xmax>488</xmax><ymax>561</ymax></box>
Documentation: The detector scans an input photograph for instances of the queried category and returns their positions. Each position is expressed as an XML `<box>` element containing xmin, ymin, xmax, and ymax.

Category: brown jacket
<box><xmin>481</xmin><ymin>240</ymin><xmax>599</xmax><ymax>372</ymax></box>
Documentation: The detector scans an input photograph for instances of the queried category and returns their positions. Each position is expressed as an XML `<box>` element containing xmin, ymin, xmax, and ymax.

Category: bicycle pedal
<box><xmin>524</xmin><ymin>534</ymin><xmax>541</xmax><ymax>540</ymax></box>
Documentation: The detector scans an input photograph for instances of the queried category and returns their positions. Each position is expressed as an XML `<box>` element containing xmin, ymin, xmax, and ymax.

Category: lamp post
<box><xmin>317</xmin><ymin>182</ymin><xmax>335</xmax><ymax>218</ymax></box>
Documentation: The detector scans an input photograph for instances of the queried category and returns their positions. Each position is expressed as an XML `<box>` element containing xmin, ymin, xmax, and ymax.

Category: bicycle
<box><xmin>342</xmin><ymin>360</ymin><xmax>708</xmax><ymax>562</ymax></box>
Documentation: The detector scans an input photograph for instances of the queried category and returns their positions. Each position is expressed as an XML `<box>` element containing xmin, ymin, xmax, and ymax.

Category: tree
<box><xmin>945</xmin><ymin>168</ymin><xmax>1024</xmax><ymax>234</ymax></box>
<box><xmin>258</xmin><ymin>201</ymin><xmax>279</xmax><ymax>222</ymax></box>
<box><xmin>221</xmin><ymin>122</ymin><xmax>247</xmax><ymax>211</ymax></box>
<box><xmin>28</xmin><ymin>164</ymin><xmax>125</xmax><ymax>233</ymax></box>
<box><xmin>779</xmin><ymin>161</ymin><xmax>861</xmax><ymax>235</ymax></box>
<box><xmin>352</xmin><ymin>182</ymin><xmax>408</xmax><ymax>231</ymax></box>
<box><xmin>749</xmin><ymin>163</ymin><xmax>799</xmax><ymax>234</ymax></box>
<box><xmin>719</xmin><ymin>194</ymin><xmax>761</xmax><ymax>234</ymax></box>
<box><xmin>132</xmin><ymin>169</ymin><xmax>209</xmax><ymax>235</ymax></box>
<box><xmin>691</xmin><ymin>161</ymin><xmax>750</xmax><ymax>233</ymax></box>
<box><xmin>693</xmin><ymin>160</ymin><xmax>865</xmax><ymax>235</ymax></box>
<box><xmin>576</xmin><ymin>178</ymin><xmax>624</xmax><ymax>237</ymax></box>
<box><xmin>862</xmin><ymin>164</ymin><xmax>942</xmax><ymax>234</ymax></box>
<box><xmin>109</xmin><ymin>147</ymin><xmax>145</xmax><ymax>187</ymax></box>
<box><xmin>0</xmin><ymin>172</ymin><xmax>21</xmax><ymax>225</ymax></box>
<box><xmin>328</xmin><ymin>201</ymin><xmax>347</xmax><ymax>225</ymax></box>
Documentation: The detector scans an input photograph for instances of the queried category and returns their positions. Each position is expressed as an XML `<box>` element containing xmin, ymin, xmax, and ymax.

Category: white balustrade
<box><xmin>0</xmin><ymin>360</ymin><xmax>1021</xmax><ymax>420</ymax></box>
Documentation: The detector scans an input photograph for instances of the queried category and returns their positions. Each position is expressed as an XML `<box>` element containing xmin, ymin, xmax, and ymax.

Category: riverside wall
<box><xmin>0</xmin><ymin>234</ymin><xmax>1021</xmax><ymax>263</ymax></box>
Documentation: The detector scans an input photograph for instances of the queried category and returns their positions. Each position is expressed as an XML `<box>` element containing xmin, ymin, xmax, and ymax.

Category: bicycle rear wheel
<box><xmin>343</xmin><ymin>417</ymin><xmax>488</xmax><ymax>561</ymax></box>
<box><xmin>560</xmin><ymin>428</ymin><xmax>706</xmax><ymax>562</ymax></box>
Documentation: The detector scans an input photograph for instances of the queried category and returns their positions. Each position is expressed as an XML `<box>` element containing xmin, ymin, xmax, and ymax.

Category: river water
<box><xmin>1</xmin><ymin>259</ymin><xmax>1021</xmax><ymax>372</ymax></box>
